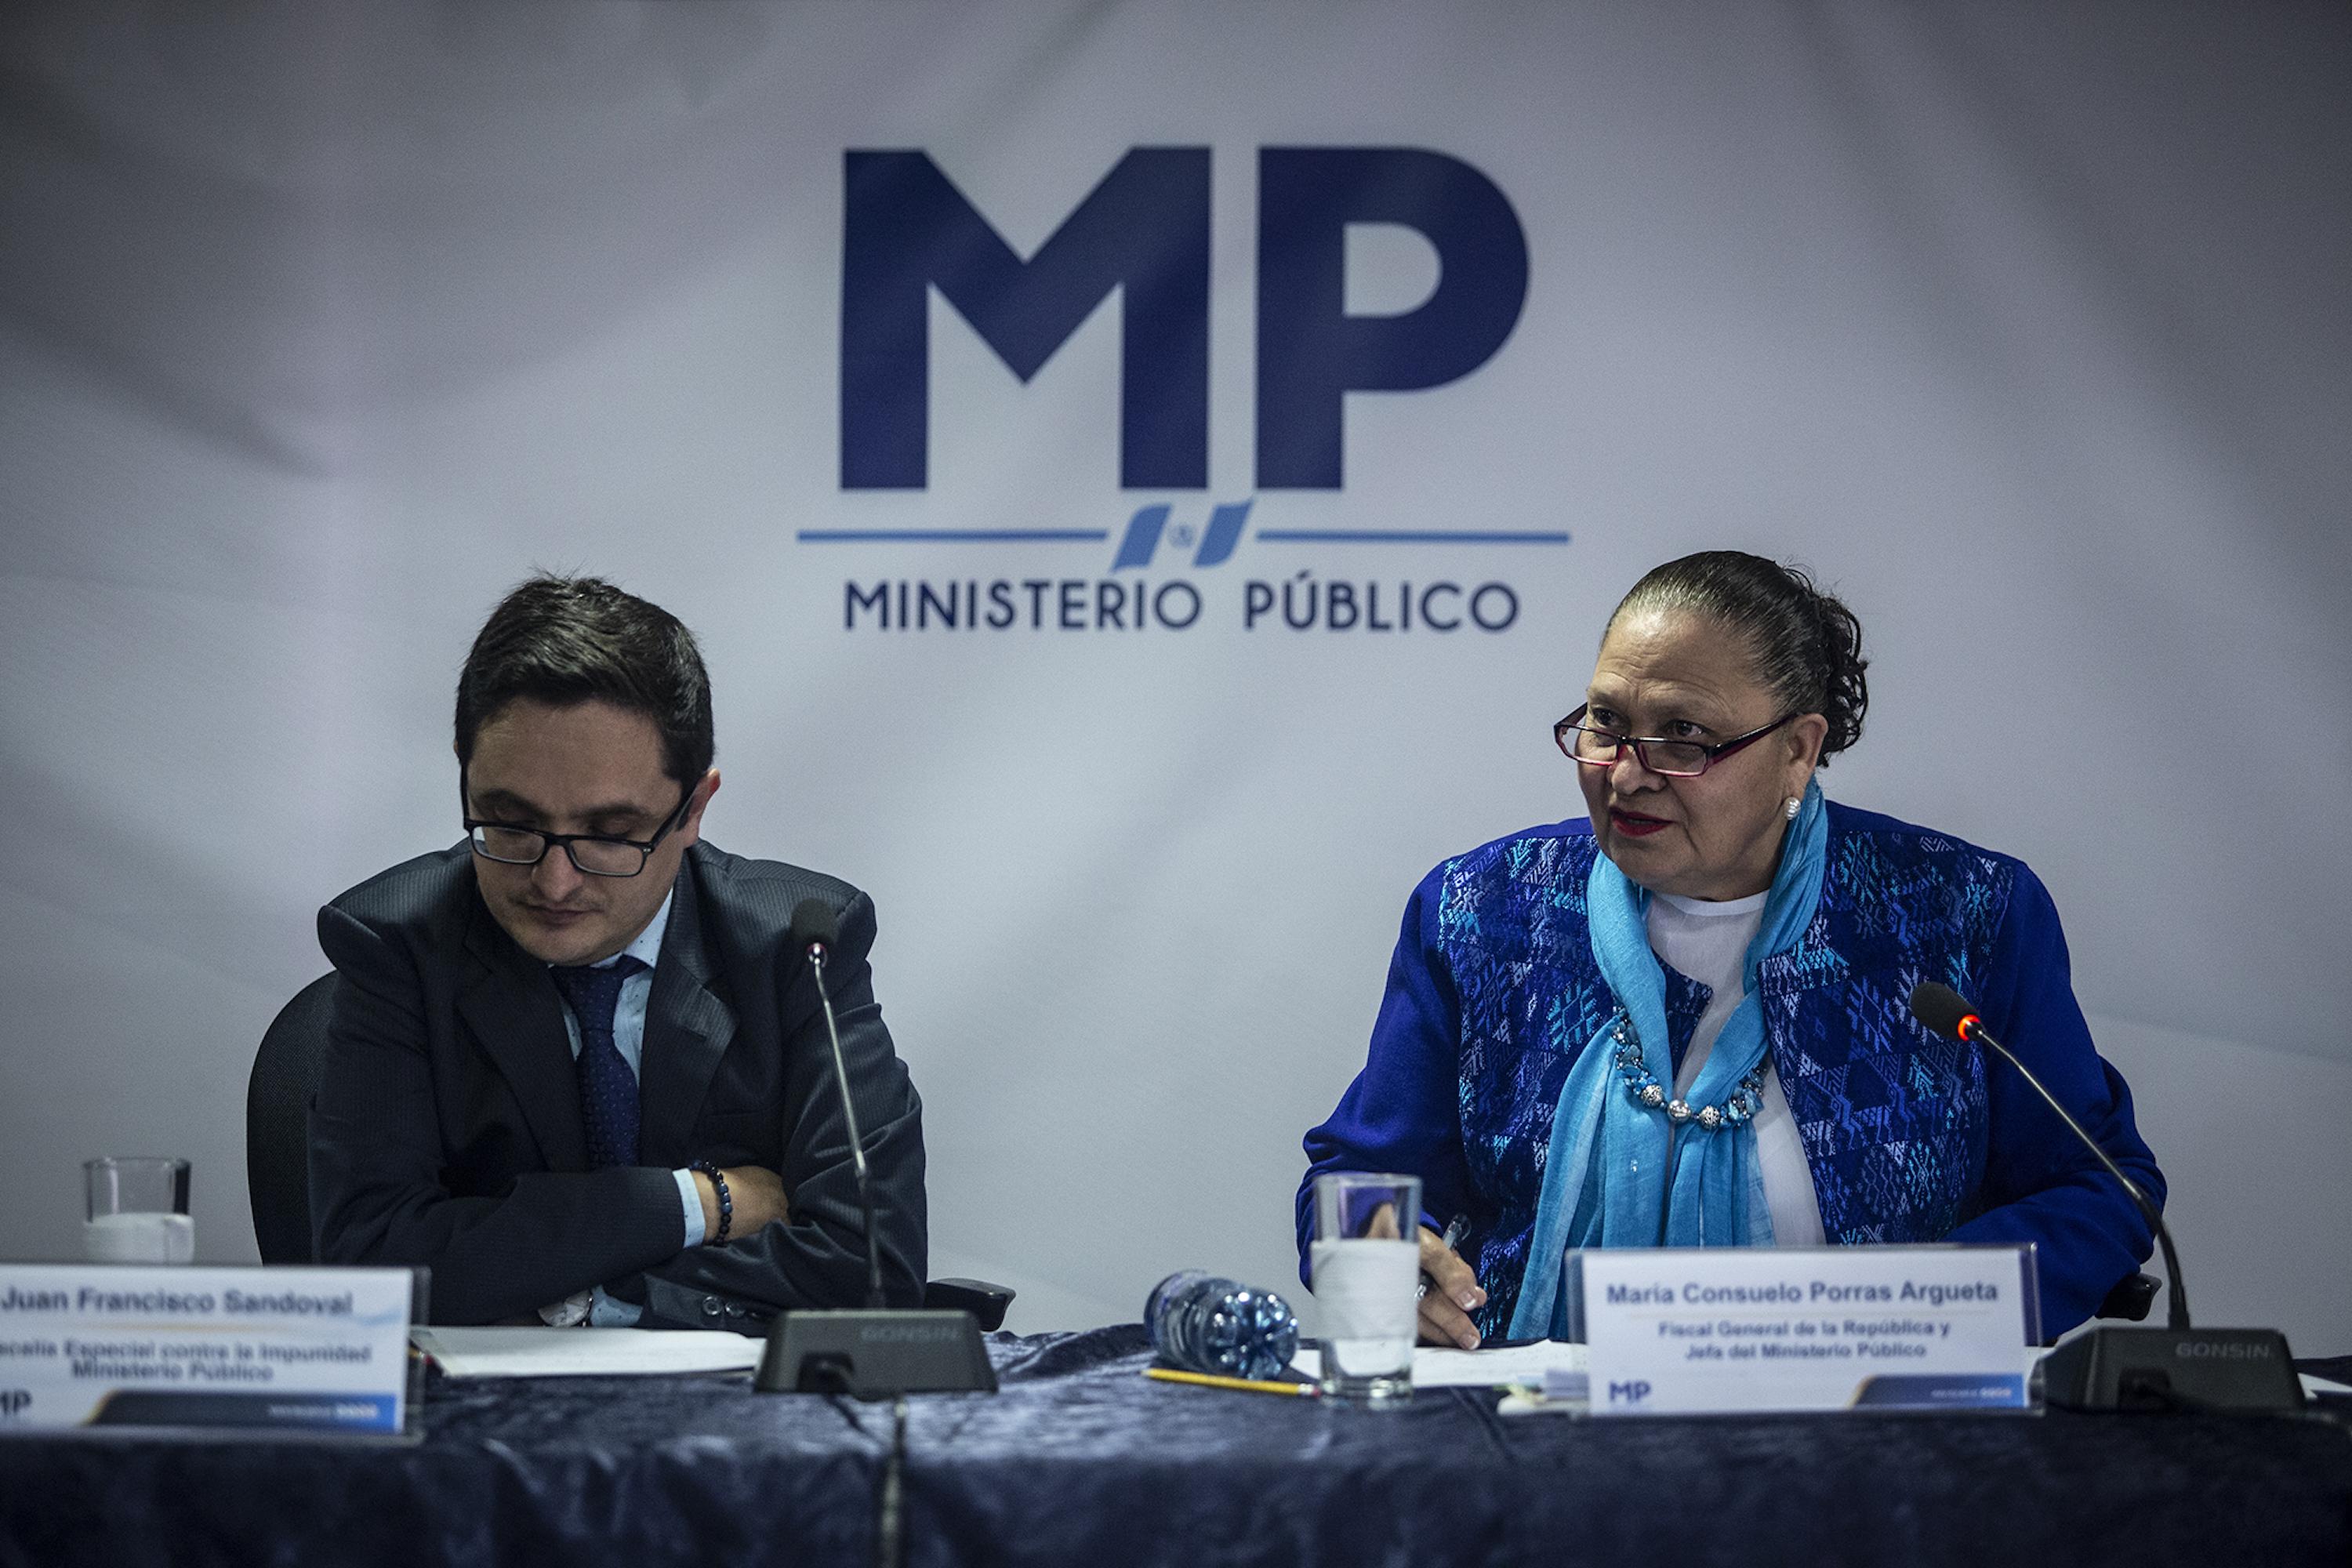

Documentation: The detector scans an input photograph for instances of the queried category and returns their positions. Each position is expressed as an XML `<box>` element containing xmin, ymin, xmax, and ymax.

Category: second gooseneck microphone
<box><xmin>1907</xmin><ymin>980</ymin><xmax>2306</xmax><ymax>1413</ymax></box>
<box><xmin>1907</xmin><ymin>981</ymin><xmax>2187</xmax><ymax>1331</ymax></box>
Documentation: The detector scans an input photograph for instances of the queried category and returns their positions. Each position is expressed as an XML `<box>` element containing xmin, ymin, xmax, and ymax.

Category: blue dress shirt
<box><xmin>542</xmin><ymin>892</ymin><xmax>705</xmax><ymax>1326</ymax></box>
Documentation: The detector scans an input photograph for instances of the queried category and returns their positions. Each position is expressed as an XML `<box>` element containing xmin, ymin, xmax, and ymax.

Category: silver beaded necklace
<box><xmin>1607</xmin><ymin>1010</ymin><xmax>1767</xmax><ymax>1132</ymax></box>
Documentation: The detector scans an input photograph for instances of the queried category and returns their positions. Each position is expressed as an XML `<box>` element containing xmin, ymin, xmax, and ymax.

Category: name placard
<box><xmin>0</xmin><ymin>1264</ymin><xmax>421</xmax><ymax>1439</ymax></box>
<box><xmin>1566</xmin><ymin>1244</ymin><xmax>2040</xmax><ymax>1415</ymax></box>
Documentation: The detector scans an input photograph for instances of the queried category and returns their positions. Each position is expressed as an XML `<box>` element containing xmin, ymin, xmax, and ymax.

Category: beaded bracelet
<box><xmin>688</xmin><ymin>1160</ymin><xmax>732</xmax><ymax>1245</ymax></box>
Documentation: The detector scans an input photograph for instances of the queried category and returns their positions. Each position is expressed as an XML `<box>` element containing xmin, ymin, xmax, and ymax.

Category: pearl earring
<box><xmin>1784</xmin><ymin>797</ymin><xmax>1801</xmax><ymax>820</ymax></box>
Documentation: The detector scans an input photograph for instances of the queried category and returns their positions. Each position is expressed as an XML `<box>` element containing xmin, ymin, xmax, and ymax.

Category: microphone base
<box><xmin>2042</xmin><ymin>1327</ymin><xmax>2303</xmax><ymax>1413</ymax></box>
<box><xmin>756</xmin><ymin>1309</ymin><xmax>998</xmax><ymax>1400</ymax></box>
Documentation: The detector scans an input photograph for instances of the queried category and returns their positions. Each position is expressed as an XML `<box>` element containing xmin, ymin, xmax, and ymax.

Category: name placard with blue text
<box><xmin>0</xmin><ymin>1264</ymin><xmax>419</xmax><ymax>1439</ymax></box>
<box><xmin>1566</xmin><ymin>1244</ymin><xmax>2040</xmax><ymax>1415</ymax></box>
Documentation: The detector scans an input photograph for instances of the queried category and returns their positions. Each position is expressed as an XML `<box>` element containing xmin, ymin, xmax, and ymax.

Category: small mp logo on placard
<box><xmin>1606</xmin><ymin>1380</ymin><xmax>1653</xmax><ymax>1406</ymax></box>
<box><xmin>0</xmin><ymin>1389</ymin><xmax>31</xmax><ymax>1420</ymax></box>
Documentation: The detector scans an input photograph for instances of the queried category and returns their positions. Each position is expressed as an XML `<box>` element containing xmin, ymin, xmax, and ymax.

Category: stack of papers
<box><xmin>1543</xmin><ymin>1363</ymin><xmax>1590</xmax><ymax>1403</ymax></box>
<box><xmin>412</xmin><ymin>1327</ymin><xmax>764</xmax><ymax>1379</ymax></box>
<box><xmin>1287</xmin><ymin>1341</ymin><xmax>1588</xmax><ymax>1390</ymax></box>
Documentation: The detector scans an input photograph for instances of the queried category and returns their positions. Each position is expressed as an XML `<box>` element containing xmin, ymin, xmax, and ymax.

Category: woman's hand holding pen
<box><xmin>1415</xmin><ymin>1221</ymin><xmax>1486</xmax><ymax>1348</ymax></box>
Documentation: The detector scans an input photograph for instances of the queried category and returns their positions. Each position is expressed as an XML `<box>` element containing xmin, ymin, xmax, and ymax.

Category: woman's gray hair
<box><xmin>1609</xmin><ymin>551</ymin><xmax>1869</xmax><ymax>761</ymax></box>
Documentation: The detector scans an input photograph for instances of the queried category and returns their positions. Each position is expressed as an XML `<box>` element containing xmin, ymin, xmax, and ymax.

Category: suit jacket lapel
<box><xmin>638</xmin><ymin>861</ymin><xmax>735</xmax><ymax>1168</ymax></box>
<box><xmin>457</xmin><ymin>896</ymin><xmax>590</xmax><ymax>1173</ymax></box>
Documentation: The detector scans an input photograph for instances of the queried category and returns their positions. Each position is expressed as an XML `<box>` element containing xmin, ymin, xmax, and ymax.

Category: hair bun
<box><xmin>1802</xmin><ymin>581</ymin><xmax>1869</xmax><ymax>758</ymax></box>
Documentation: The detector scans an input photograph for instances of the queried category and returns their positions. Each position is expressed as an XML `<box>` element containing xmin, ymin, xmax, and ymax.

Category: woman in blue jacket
<box><xmin>1298</xmin><ymin>551</ymin><xmax>2161</xmax><ymax>1344</ymax></box>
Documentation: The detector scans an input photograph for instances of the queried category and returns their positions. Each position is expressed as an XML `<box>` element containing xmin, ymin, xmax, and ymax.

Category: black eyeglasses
<box><xmin>1554</xmin><ymin>705</ymin><xmax>1795</xmax><ymax>779</ymax></box>
<box><xmin>463</xmin><ymin>780</ymin><xmax>696</xmax><ymax>878</ymax></box>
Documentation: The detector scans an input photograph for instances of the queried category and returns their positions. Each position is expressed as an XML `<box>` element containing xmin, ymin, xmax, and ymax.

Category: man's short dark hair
<box><xmin>455</xmin><ymin>575</ymin><xmax>715</xmax><ymax>788</ymax></box>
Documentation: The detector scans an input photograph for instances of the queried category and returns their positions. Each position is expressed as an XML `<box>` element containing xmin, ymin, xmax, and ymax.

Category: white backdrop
<box><xmin>2</xmin><ymin>2</ymin><xmax>2346</xmax><ymax>1348</ymax></box>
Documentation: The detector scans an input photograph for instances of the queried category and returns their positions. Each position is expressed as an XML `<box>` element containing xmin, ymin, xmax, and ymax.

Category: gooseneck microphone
<box><xmin>753</xmin><ymin>898</ymin><xmax>996</xmax><ymax>1404</ymax></box>
<box><xmin>791</xmin><ymin>898</ymin><xmax>886</xmax><ymax>1310</ymax></box>
<box><xmin>1907</xmin><ymin>982</ymin><xmax>2298</xmax><ymax>1411</ymax></box>
<box><xmin>1908</xmin><ymin>982</ymin><xmax>2187</xmax><ymax>1331</ymax></box>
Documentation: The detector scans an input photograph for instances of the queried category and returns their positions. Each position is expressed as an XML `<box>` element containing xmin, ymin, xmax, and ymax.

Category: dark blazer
<box><xmin>309</xmin><ymin>840</ymin><xmax>927</xmax><ymax>1329</ymax></box>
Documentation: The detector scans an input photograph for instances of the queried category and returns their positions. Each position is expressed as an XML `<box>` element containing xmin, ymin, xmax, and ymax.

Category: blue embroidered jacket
<box><xmin>1298</xmin><ymin>801</ymin><xmax>2163</xmax><ymax>1338</ymax></box>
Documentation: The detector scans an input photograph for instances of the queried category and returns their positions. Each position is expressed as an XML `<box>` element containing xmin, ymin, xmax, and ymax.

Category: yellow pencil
<box><xmin>1143</xmin><ymin>1366</ymin><xmax>1320</xmax><ymax>1397</ymax></box>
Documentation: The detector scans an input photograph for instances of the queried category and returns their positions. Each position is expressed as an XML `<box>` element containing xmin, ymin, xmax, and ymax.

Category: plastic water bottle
<box><xmin>1145</xmin><ymin>1271</ymin><xmax>1301</xmax><ymax>1381</ymax></box>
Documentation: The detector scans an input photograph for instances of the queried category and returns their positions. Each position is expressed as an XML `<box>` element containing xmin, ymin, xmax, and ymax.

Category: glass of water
<box><xmin>84</xmin><ymin>1157</ymin><xmax>194</xmax><ymax>1265</ymax></box>
<box><xmin>1310</xmin><ymin>1171</ymin><xmax>1421</xmax><ymax>1405</ymax></box>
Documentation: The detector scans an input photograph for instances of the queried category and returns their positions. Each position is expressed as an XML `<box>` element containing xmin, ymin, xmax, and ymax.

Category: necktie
<box><xmin>549</xmin><ymin>956</ymin><xmax>649</xmax><ymax>1168</ymax></box>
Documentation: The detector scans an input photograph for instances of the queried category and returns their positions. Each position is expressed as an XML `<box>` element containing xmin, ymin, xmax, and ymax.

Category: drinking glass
<box><xmin>1310</xmin><ymin>1171</ymin><xmax>1421</xmax><ymax>1404</ymax></box>
<box><xmin>84</xmin><ymin>1157</ymin><xmax>194</xmax><ymax>1265</ymax></box>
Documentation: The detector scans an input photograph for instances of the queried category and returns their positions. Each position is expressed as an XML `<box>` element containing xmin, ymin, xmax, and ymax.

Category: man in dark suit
<box><xmin>309</xmin><ymin>575</ymin><xmax>926</xmax><ymax>1329</ymax></box>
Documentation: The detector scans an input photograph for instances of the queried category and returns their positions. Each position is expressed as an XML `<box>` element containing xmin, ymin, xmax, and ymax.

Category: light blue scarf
<box><xmin>1508</xmin><ymin>778</ymin><xmax>1829</xmax><ymax>1338</ymax></box>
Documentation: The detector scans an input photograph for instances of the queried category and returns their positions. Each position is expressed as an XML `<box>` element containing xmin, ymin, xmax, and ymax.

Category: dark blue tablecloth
<box><xmin>3</xmin><ymin>1327</ymin><xmax>2347</xmax><ymax>1567</ymax></box>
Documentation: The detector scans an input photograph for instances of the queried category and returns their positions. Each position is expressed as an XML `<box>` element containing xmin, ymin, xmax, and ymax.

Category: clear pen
<box><xmin>1416</xmin><ymin>1214</ymin><xmax>1472</xmax><ymax>1301</ymax></box>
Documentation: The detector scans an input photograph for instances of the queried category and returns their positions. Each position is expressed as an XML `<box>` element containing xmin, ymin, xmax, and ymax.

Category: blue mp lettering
<box><xmin>840</xmin><ymin>148</ymin><xmax>1210</xmax><ymax>490</ymax></box>
<box><xmin>1256</xmin><ymin>147</ymin><xmax>1529</xmax><ymax>488</ymax></box>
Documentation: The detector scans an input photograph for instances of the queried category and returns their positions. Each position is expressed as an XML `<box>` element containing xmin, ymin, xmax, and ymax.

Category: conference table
<box><xmin>3</xmin><ymin>1326</ymin><xmax>2347</xmax><ymax>1566</ymax></box>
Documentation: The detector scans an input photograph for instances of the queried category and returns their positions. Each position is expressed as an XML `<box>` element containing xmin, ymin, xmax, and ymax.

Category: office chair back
<box><xmin>246</xmin><ymin>973</ymin><xmax>338</xmax><ymax>1265</ymax></box>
